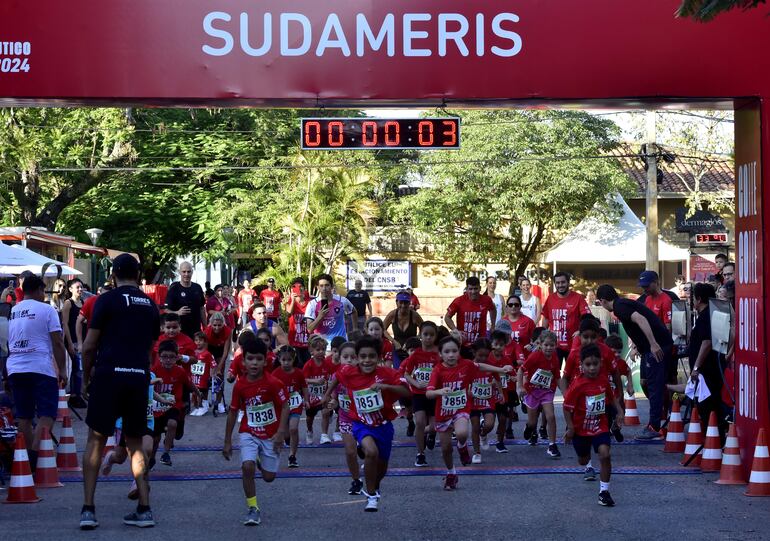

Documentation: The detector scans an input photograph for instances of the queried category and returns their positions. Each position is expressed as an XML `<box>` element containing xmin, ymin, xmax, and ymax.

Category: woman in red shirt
<box><xmin>503</xmin><ymin>295</ymin><xmax>536</xmax><ymax>349</ymax></box>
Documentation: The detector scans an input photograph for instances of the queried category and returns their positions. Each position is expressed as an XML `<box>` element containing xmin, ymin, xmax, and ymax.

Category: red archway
<box><xmin>1</xmin><ymin>0</ymin><xmax>768</xmax><ymax>467</ymax></box>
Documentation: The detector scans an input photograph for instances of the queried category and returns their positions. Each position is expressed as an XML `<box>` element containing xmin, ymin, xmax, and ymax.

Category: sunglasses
<box><xmin>507</xmin><ymin>302</ymin><xmax>521</xmax><ymax>307</ymax></box>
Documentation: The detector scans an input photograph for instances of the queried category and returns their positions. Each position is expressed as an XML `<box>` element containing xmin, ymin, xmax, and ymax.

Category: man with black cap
<box><xmin>80</xmin><ymin>254</ymin><xmax>160</xmax><ymax>529</ymax></box>
<box><xmin>636</xmin><ymin>271</ymin><xmax>679</xmax><ymax>332</ymax></box>
<box><xmin>259</xmin><ymin>277</ymin><xmax>283</xmax><ymax>323</ymax></box>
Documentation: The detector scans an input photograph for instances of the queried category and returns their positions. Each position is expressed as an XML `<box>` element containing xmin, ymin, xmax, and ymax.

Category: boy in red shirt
<box><xmin>563</xmin><ymin>344</ymin><xmax>624</xmax><ymax>507</ymax></box>
<box><xmin>223</xmin><ymin>338</ymin><xmax>289</xmax><ymax>526</ymax></box>
<box><xmin>269</xmin><ymin>346</ymin><xmax>309</xmax><ymax>468</ymax></box>
<box><xmin>426</xmin><ymin>336</ymin><xmax>512</xmax><ymax>490</ymax></box>
<box><xmin>324</xmin><ymin>336</ymin><xmax>410</xmax><ymax>512</ymax></box>
<box><xmin>259</xmin><ymin>278</ymin><xmax>283</xmax><ymax>322</ymax></box>
<box><xmin>153</xmin><ymin>313</ymin><xmax>196</xmax><ymax>370</ymax></box>
<box><xmin>518</xmin><ymin>330</ymin><xmax>562</xmax><ymax>458</ymax></box>
<box><xmin>469</xmin><ymin>339</ymin><xmax>504</xmax><ymax>465</ymax></box>
<box><xmin>302</xmin><ymin>335</ymin><xmax>335</xmax><ymax>444</ymax></box>
<box><xmin>189</xmin><ymin>332</ymin><xmax>217</xmax><ymax>416</ymax></box>
<box><xmin>444</xmin><ymin>276</ymin><xmax>497</xmax><ymax>351</ymax></box>
<box><xmin>489</xmin><ymin>327</ymin><xmax>523</xmax><ymax>452</ymax></box>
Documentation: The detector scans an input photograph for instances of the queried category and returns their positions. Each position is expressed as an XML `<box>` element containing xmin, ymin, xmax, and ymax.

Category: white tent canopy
<box><xmin>545</xmin><ymin>195</ymin><xmax>689</xmax><ymax>264</ymax></box>
<box><xmin>0</xmin><ymin>242</ymin><xmax>81</xmax><ymax>276</ymax></box>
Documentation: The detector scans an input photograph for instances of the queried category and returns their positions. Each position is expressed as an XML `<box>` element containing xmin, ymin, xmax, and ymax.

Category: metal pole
<box><xmin>645</xmin><ymin>110</ymin><xmax>659</xmax><ymax>272</ymax></box>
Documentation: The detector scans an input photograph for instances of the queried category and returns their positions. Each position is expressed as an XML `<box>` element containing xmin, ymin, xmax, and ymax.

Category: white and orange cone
<box><xmin>663</xmin><ymin>399</ymin><xmax>686</xmax><ymax>453</ymax></box>
<box><xmin>3</xmin><ymin>432</ymin><xmax>42</xmax><ymax>504</ymax></box>
<box><xmin>56</xmin><ymin>415</ymin><xmax>81</xmax><ymax>472</ymax></box>
<box><xmin>680</xmin><ymin>407</ymin><xmax>703</xmax><ymax>467</ymax></box>
<box><xmin>700</xmin><ymin>412</ymin><xmax>723</xmax><ymax>472</ymax></box>
<box><xmin>34</xmin><ymin>426</ymin><xmax>63</xmax><ymax>488</ymax></box>
<box><xmin>624</xmin><ymin>394</ymin><xmax>640</xmax><ymax>426</ymax></box>
<box><xmin>745</xmin><ymin>428</ymin><xmax>770</xmax><ymax>497</ymax></box>
<box><xmin>56</xmin><ymin>388</ymin><xmax>69</xmax><ymax>422</ymax></box>
<box><xmin>716</xmin><ymin>423</ymin><xmax>747</xmax><ymax>485</ymax></box>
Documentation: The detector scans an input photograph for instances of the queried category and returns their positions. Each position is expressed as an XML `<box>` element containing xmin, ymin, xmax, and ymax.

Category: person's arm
<box><xmin>612</xmin><ymin>394</ymin><xmax>624</xmax><ymax>427</ymax></box>
<box><xmin>222</xmin><ymin>407</ymin><xmax>237</xmax><ymax>460</ymax></box>
<box><xmin>534</xmin><ymin>297</ymin><xmax>542</xmax><ymax>326</ymax></box>
<box><xmin>370</xmin><ymin>381</ymin><xmax>411</xmax><ymax>397</ymax></box>
<box><xmin>366</xmin><ymin>302</ymin><xmax>373</xmax><ymax>318</ymax></box>
<box><xmin>488</xmin><ymin>300</ymin><xmax>497</xmax><ymax>329</ymax></box>
<box><xmin>272</xmin><ymin>397</ymin><xmax>290</xmax><ymax>448</ymax></box>
<box><xmin>443</xmin><ymin>311</ymin><xmax>458</xmax><ymax>332</ymax></box>
<box><xmin>285</xmin><ymin>292</ymin><xmax>296</xmax><ymax>313</ymax></box>
<box><xmin>382</xmin><ymin>310</ymin><xmax>396</xmax><ymax>335</ymax></box>
<box><xmin>61</xmin><ymin>301</ymin><xmax>75</xmax><ymax>354</ymax></box>
<box><xmin>690</xmin><ymin>340</ymin><xmax>713</xmax><ymax>382</ymax></box>
<box><xmin>321</xmin><ymin>378</ymin><xmax>340</xmax><ymax>405</ymax></box>
<box><xmin>559</xmin><ymin>374</ymin><xmax>570</xmax><ymax>395</ymax></box>
<box><xmin>425</xmin><ymin>386</ymin><xmax>449</xmax><ymax>399</ymax></box>
<box><xmin>563</xmin><ymin>408</ymin><xmax>575</xmax><ymax>443</ymax></box>
<box><xmin>75</xmin><ymin>313</ymin><xmax>87</xmax><ymax>350</ymax></box>
<box><xmin>81</xmin><ymin>327</ymin><xmax>101</xmax><ymax>397</ymax></box>
<box><xmin>50</xmin><ymin>330</ymin><xmax>68</xmax><ymax>389</ymax></box>
<box><xmin>477</xmin><ymin>362</ymin><xmax>513</xmax><ymax>374</ymax></box>
<box><xmin>414</xmin><ymin>311</ymin><xmax>424</xmax><ymax>327</ymax></box>
<box><xmin>350</xmin><ymin>307</ymin><xmax>359</xmax><ymax>331</ymax></box>
<box><xmin>516</xmin><ymin>367</ymin><xmax>526</xmax><ymax>398</ymax></box>
<box><xmin>273</xmin><ymin>324</ymin><xmax>288</xmax><ymax>347</ymax></box>
<box><xmin>630</xmin><ymin>311</ymin><xmax>664</xmax><ymax>361</ymax></box>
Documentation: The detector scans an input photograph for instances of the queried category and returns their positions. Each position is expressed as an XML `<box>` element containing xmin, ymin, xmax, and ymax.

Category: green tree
<box><xmin>677</xmin><ymin>0</ymin><xmax>766</xmax><ymax>20</ymax></box>
<box><xmin>389</xmin><ymin>110</ymin><xmax>633</xmax><ymax>286</ymax></box>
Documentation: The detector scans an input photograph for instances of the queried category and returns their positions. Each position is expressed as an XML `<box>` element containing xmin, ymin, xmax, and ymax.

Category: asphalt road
<box><xmin>3</xmin><ymin>398</ymin><xmax>768</xmax><ymax>541</ymax></box>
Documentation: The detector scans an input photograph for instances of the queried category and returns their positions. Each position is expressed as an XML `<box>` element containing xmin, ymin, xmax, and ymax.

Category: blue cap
<box><xmin>396</xmin><ymin>291</ymin><xmax>411</xmax><ymax>302</ymax></box>
<box><xmin>638</xmin><ymin>270</ymin><xmax>659</xmax><ymax>287</ymax></box>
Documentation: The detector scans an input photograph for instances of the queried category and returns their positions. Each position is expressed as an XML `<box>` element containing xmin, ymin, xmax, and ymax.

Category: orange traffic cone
<box><xmin>34</xmin><ymin>427</ymin><xmax>63</xmax><ymax>488</ymax></box>
<box><xmin>681</xmin><ymin>407</ymin><xmax>702</xmax><ymax>467</ymax></box>
<box><xmin>745</xmin><ymin>428</ymin><xmax>770</xmax><ymax>497</ymax></box>
<box><xmin>716</xmin><ymin>423</ymin><xmax>747</xmax><ymax>485</ymax></box>
<box><xmin>56</xmin><ymin>415</ymin><xmax>81</xmax><ymax>472</ymax></box>
<box><xmin>700</xmin><ymin>412</ymin><xmax>723</xmax><ymax>472</ymax></box>
<box><xmin>3</xmin><ymin>432</ymin><xmax>42</xmax><ymax>504</ymax></box>
<box><xmin>103</xmin><ymin>435</ymin><xmax>116</xmax><ymax>457</ymax></box>
<box><xmin>624</xmin><ymin>394</ymin><xmax>640</xmax><ymax>426</ymax></box>
<box><xmin>663</xmin><ymin>399</ymin><xmax>686</xmax><ymax>453</ymax></box>
<box><xmin>56</xmin><ymin>388</ymin><xmax>69</xmax><ymax>422</ymax></box>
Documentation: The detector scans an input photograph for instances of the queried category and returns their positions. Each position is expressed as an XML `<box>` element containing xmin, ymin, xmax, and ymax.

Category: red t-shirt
<box><xmin>190</xmin><ymin>349</ymin><xmax>216</xmax><ymax>390</ymax></box>
<box><xmin>152</xmin><ymin>363</ymin><xmax>194</xmax><ymax>416</ymax></box>
<box><xmin>237</xmin><ymin>289</ymin><xmax>254</xmax><ymax>318</ymax></box>
<box><xmin>287</xmin><ymin>300</ymin><xmax>309</xmax><ymax>348</ymax></box>
<box><xmin>504</xmin><ymin>314</ymin><xmax>536</xmax><ymax>347</ymax></box>
<box><xmin>270</xmin><ymin>367</ymin><xmax>307</xmax><ymax>414</ymax></box>
<box><xmin>80</xmin><ymin>294</ymin><xmax>99</xmax><ymax>327</ymax></box>
<box><xmin>398</xmin><ymin>348</ymin><xmax>441</xmax><ymax>394</ymax></box>
<box><xmin>229</xmin><ymin>349</ymin><xmax>244</xmax><ymax>379</ymax></box>
<box><xmin>153</xmin><ymin>332</ymin><xmax>197</xmax><ymax>371</ymax></box>
<box><xmin>381</xmin><ymin>339</ymin><xmax>394</xmax><ymax>365</ymax></box>
<box><xmin>302</xmin><ymin>358</ymin><xmax>336</xmax><ymax>407</ymax></box>
<box><xmin>521</xmin><ymin>350</ymin><xmax>561</xmax><ymax>393</ymax></box>
<box><xmin>542</xmin><ymin>291</ymin><xmax>590</xmax><ymax>350</ymax></box>
<box><xmin>427</xmin><ymin>358</ymin><xmax>480</xmax><ymax>421</ymax></box>
<box><xmin>204</xmin><ymin>325</ymin><xmax>231</xmax><ymax>348</ymax></box>
<box><xmin>470</xmin><ymin>370</ymin><xmax>499</xmax><ymax>411</ymax></box>
<box><xmin>335</xmin><ymin>364</ymin><xmax>403</xmax><ymax>427</ymax></box>
<box><xmin>563</xmin><ymin>375</ymin><xmax>613</xmax><ymax>436</ymax></box>
<box><xmin>259</xmin><ymin>289</ymin><xmax>283</xmax><ymax>319</ymax></box>
<box><xmin>230</xmin><ymin>373</ymin><xmax>288</xmax><ymax>439</ymax></box>
<box><xmin>503</xmin><ymin>340</ymin><xmax>526</xmax><ymax>368</ymax></box>
<box><xmin>563</xmin><ymin>342</ymin><xmax>617</xmax><ymax>396</ymax></box>
<box><xmin>488</xmin><ymin>351</ymin><xmax>516</xmax><ymax>395</ymax></box>
<box><xmin>446</xmin><ymin>294</ymin><xmax>496</xmax><ymax>346</ymax></box>
<box><xmin>14</xmin><ymin>286</ymin><xmax>24</xmax><ymax>303</ymax></box>
<box><xmin>643</xmin><ymin>292</ymin><xmax>673</xmax><ymax>327</ymax></box>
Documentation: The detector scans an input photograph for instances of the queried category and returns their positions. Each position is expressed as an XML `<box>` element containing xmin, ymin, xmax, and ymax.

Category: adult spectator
<box><xmin>61</xmin><ymin>278</ymin><xmax>86</xmax><ymax>408</ymax></box>
<box><xmin>596</xmin><ymin>284</ymin><xmax>674</xmax><ymax>440</ymax></box>
<box><xmin>80</xmin><ymin>254</ymin><xmax>160</xmax><ymax>529</ymax></box>
<box><xmin>444</xmin><ymin>276</ymin><xmax>496</xmax><ymax>352</ymax></box>
<box><xmin>285</xmin><ymin>278</ymin><xmax>311</xmax><ymax>366</ymax></box>
<box><xmin>259</xmin><ymin>277</ymin><xmax>283</xmax><ymax>323</ymax></box>
<box><xmin>75</xmin><ymin>285</ymin><xmax>113</xmax><ymax>358</ymax></box>
<box><xmin>206</xmin><ymin>284</ymin><xmax>236</xmax><ymax>330</ymax></box>
<box><xmin>721</xmin><ymin>262</ymin><xmax>735</xmax><ymax>284</ymax></box>
<box><xmin>49</xmin><ymin>278</ymin><xmax>67</xmax><ymax>313</ymax></box>
<box><xmin>714</xmin><ymin>253</ymin><xmax>728</xmax><ymax>284</ymax></box>
<box><xmin>4</xmin><ymin>274</ymin><xmax>67</xmax><ymax>469</ymax></box>
<box><xmin>541</xmin><ymin>272</ymin><xmax>590</xmax><ymax>364</ymax></box>
<box><xmin>247</xmin><ymin>303</ymin><xmax>288</xmax><ymax>348</ymax></box>
<box><xmin>346</xmin><ymin>279</ymin><xmax>372</xmax><ymax>330</ymax></box>
<box><xmin>585</xmin><ymin>289</ymin><xmax>598</xmax><ymax>306</ymax></box>
<box><xmin>165</xmin><ymin>261</ymin><xmax>207</xmax><ymax>340</ymax></box>
<box><xmin>2</xmin><ymin>269</ymin><xmax>34</xmax><ymax>305</ymax></box>
<box><xmin>502</xmin><ymin>294</ymin><xmax>536</xmax><ymax>349</ymax></box>
<box><xmin>688</xmin><ymin>283</ymin><xmax>727</xmax><ymax>442</ymax></box>
<box><xmin>483</xmin><ymin>275</ymin><xmax>505</xmax><ymax>327</ymax></box>
<box><xmin>636</xmin><ymin>271</ymin><xmax>679</xmax><ymax>332</ymax></box>
<box><xmin>237</xmin><ymin>279</ymin><xmax>254</xmax><ymax>329</ymax></box>
<box><xmin>305</xmin><ymin>273</ymin><xmax>357</xmax><ymax>343</ymax></box>
<box><xmin>406</xmin><ymin>287</ymin><xmax>420</xmax><ymax>311</ymax></box>
<box><xmin>383</xmin><ymin>290</ymin><xmax>423</xmax><ymax>351</ymax></box>
<box><xmin>518</xmin><ymin>277</ymin><xmax>542</xmax><ymax>323</ymax></box>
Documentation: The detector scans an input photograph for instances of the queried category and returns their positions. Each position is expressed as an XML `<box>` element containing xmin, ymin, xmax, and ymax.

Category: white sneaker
<box><xmin>480</xmin><ymin>435</ymin><xmax>489</xmax><ymax>451</ymax></box>
<box><xmin>332</xmin><ymin>432</ymin><xmax>343</xmax><ymax>442</ymax></box>
<box><xmin>471</xmin><ymin>453</ymin><xmax>482</xmax><ymax>464</ymax></box>
<box><xmin>200</xmin><ymin>399</ymin><xmax>208</xmax><ymax>411</ymax></box>
<box><xmin>306</xmin><ymin>432</ymin><xmax>314</xmax><ymax>445</ymax></box>
<box><xmin>217</xmin><ymin>402</ymin><xmax>226</xmax><ymax>414</ymax></box>
<box><xmin>364</xmin><ymin>492</ymin><xmax>379</xmax><ymax>512</ymax></box>
<box><xmin>319</xmin><ymin>433</ymin><xmax>332</xmax><ymax>445</ymax></box>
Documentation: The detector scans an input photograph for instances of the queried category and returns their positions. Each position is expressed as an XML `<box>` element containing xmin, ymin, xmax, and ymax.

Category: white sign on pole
<box><xmin>347</xmin><ymin>260</ymin><xmax>411</xmax><ymax>292</ymax></box>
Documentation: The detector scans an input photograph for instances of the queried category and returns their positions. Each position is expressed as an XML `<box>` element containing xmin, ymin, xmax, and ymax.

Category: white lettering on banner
<box><xmin>202</xmin><ymin>11</ymin><xmax>523</xmax><ymax>58</ymax></box>
<box><xmin>737</xmin><ymin>161</ymin><xmax>757</xmax><ymax>219</ymax></box>
<box><xmin>347</xmin><ymin>260</ymin><xmax>411</xmax><ymax>292</ymax></box>
<box><xmin>738</xmin><ymin>297</ymin><xmax>759</xmax><ymax>353</ymax></box>
<box><xmin>739</xmin><ymin>363</ymin><xmax>758</xmax><ymax>420</ymax></box>
<box><xmin>738</xmin><ymin>230</ymin><xmax>758</xmax><ymax>285</ymax></box>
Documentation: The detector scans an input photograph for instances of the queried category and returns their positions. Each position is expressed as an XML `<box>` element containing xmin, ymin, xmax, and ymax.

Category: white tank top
<box><xmin>519</xmin><ymin>294</ymin><xmax>538</xmax><ymax>322</ymax></box>
<box><xmin>487</xmin><ymin>293</ymin><xmax>505</xmax><ymax>327</ymax></box>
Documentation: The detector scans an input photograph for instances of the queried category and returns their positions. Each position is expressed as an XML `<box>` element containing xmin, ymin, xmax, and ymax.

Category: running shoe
<box><xmin>217</xmin><ymin>402</ymin><xmax>226</xmax><ymax>414</ymax></box>
<box><xmin>332</xmin><ymin>432</ymin><xmax>343</xmax><ymax>442</ymax></box>
<box><xmin>523</xmin><ymin>424</ymin><xmax>535</xmax><ymax>441</ymax></box>
<box><xmin>288</xmin><ymin>455</ymin><xmax>298</xmax><ymax>468</ymax></box>
<box><xmin>364</xmin><ymin>493</ymin><xmax>379</xmax><ymax>512</ymax></box>
<box><xmin>443</xmin><ymin>473</ymin><xmax>458</xmax><ymax>491</ymax></box>
<box><xmin>348</xmin><ymin>479</ymin><xmax>364</xmax><ymax>495</ymax></box>
<box><xmin>598</xmin><ymin>490</ymin><xmax>616</xmax><ymax>507</ymax></box>
<box><xmin>79</xmin><ymin>510</ymin><xmax>99</xmax><ymax>530</ymax></box>
<box><xmin>495</xmin><ymin>441</ymin><xmax>508</xmax><ymax>454</ymax></box>
<box><xmin>458</xmin><ymin>444</ymin><xmax>472</xmax><ymax>466</ymax></box>
<box><xmin>319</xmin><ymin>433</ymin><xmax>332</xmax><ymax>445</ymax></box>
<box><xmin>426</xmin><ymin>432</ymin><xmax>436</xmax><ymax>450</ymax></box>
<box><xmin>243</xmin><ymin>507</ymin><xmax>261</xmax><ymax>525</ymax></box>
<box><xmin>159</xmin><ymin>452</ymin><xmax>172</xmax><ymax>466</ymax></box>
<box><xmin>635</xmin><ymin>425</ymin><xmax>663</xmax><ymax>441</ymax></box>
<box><xmin>583</xmin><ymin>466</ymin><xmax>597</xmax><ymax>481</ymax></box>
<box><xmin>306</xmin><ymin>432</ymin><xmax>315</xmax><ymax>445</ymax></box>
<box><xmin>123</xmin><ymin>509</ymin><xmax>156</xmax><ymax>528</ymax></box>
<box><xmin>415</xmin><ymin>453</ymin><xmax>428</xmax><ymax>467</ymax></box>
<box><xmin>480</xmin><ymin>434</ymin><xmax>490</xmax><ymax>451</ymax></box>
<box><xmin>101</xmin><ymin>451</ymin><xmax>114</xmax><ymax>476</ymax></box>
<box><xmin>471</xmin><ymin>453</ymin><xmax>482</xmax><ymax>464</ymax></box>
<box><xmin>546</xmin><ymin>444</ymin><xmax>561</xmax><ymax>459</ymax></box>
<box><xmin>539</xmin><ymin>425</ymin><xmax>548</xmax><ymax>440</ymax></box>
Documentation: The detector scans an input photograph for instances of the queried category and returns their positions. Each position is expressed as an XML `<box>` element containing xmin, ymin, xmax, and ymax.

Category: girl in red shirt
<box><xmin>270</xmin><ymin>347</ymin><xmax>309</xmax><ymax>468</ymax></box>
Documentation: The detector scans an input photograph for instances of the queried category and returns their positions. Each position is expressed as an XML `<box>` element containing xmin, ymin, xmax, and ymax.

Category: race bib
<box><xmin>500</xmin><ymin>374</ymin><xmax>509</xmax><ymax>388</ymax></box>
<box><xmin>338</xmin><ymin>393</ymin><xmax>352</xmax><ymax>412</ymax></box>
<box><xmin>442</xmin><ymin>389</ymin><xmax>468</xmax><ymax>412</ymax></box>
<box><xmin>246</xmin><ymin>402</ymin><xmax>277</xmax><ymax>428</ymax></box>
<box><xmin>353</xmin><ymin>388</ymin><xmax>384</xmax><ymax>414</ymax></box>
<box><xmin>585</xmin><ymin>393</ymin><xmax>606</xmax><ymax>416</ymax></box>
<box><xmin>471</xmin><ymin>381</ymin><xmax>492</xmax><ymax>400</ymax></box>
<box><xmin>413</xmin><ymin>366</ymin><xmax>432</xmax><ymax>383</ymax></box>
<box><xmin>530</xmin><ymin>369</ymin><xmax>553</xmax><ymax>389</ymax></box>
<box><xmin>190</xmin><ymin>362</ymin><xmax>206</xmax><ymax>376</ymax></box>
<box><xmin>309</xmin><ymin>383</ymin><xmax>327</xmax><ymax>398</ymax></box>
<box><xmin>146</xmin><ymin>398</ymin><xmax>154</xmax><ymax>421</ymax></box>
<box><xmin>289</xmin><ymin>392</ymin><xmax>303</xmax><ymax>410</ymax></box>
<box><xmin>153</xmin><ymin>393</ymin><xmax>174</xmax><ymax>413</ymax></box>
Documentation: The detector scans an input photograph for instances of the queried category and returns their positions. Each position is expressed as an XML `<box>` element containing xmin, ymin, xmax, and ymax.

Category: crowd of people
<box><xmin>0</xmin><ymin>255</ymin><xmax>736</xmax><ymax>528</ymax></box>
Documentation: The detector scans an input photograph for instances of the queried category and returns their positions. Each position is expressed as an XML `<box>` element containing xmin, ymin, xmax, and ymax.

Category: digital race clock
<box><xmin>301</xmin><ymin>118</ymin><xmax>460</xmax><ymax>150</ymax></box>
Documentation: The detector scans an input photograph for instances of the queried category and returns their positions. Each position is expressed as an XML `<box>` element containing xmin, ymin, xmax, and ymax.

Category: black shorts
<box><xmin>572</xmin><ymin>432</ymin><xmax>611</xmax><ymax>457</ymax></box>
<box><xmin>86</xmin><ymin>370</ymin><xmax>150</xmax><ymax>439</ymax></box>
<box><xmin>152</xmin><ymin>409</ymin><xmax>180</xmax><ymax>438</ymax></box>
<box><xmin>470</xmin><ymin>409</ymin><xmax>495</xmax><ymax>418</ymax></box>
<box><xmin>398</xmin><ymin>397</ymin><xmax>412</xmax><ymax>408</ymax></box>
<box><xmin>494</xmin><ymin>394</ymin><xmax>519</xmax><ymax>415</ymax></box>
<box><xmin>411</xmin><ymin>394</ymin><xmax>435</xmax><ymax>416</ymax></box>
<box><xmin>306</xmin><ymin>405</ymin><xmax>323</xmax><ymax>417</ymax></box>
<box><xmin>118</xmin><ymin>426</ymin><xmax>153</xmax><ymax>447</ymax></box>
<box><xmin>557</xmin><ymin>348</ymin><xmax>569</xmax><ymax>367</ymax></box>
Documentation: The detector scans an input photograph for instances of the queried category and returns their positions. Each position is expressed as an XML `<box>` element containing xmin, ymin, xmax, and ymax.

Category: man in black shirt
<box><xmin>165</xmin><ymin>261</ymin><xmax>207</xmax><ymax>339</ymax></box>
<box><xmin>346</xmin><ymin>279</ymin><xmax>372</xmax><ymax>330</ymax></box>
<box><xmin>596</xmin><ymin>284</ymin><xmax>674</xmax><ymax>441</ymax></box>
<box><xmin>80</xmin><ymin>254</ymin><xmax>160</xmax><ymax>530</ymax></box>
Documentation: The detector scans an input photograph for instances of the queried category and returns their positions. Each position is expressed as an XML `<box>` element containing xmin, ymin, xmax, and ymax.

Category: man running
<box><xmin>444</xmin><ymin>277</ymin><xmax>496</xmax><ymax>357</ymax></box>
<box><xmin>80</xmin><ymin>254</ymin><xmax>161</xmax><ymax>529</ymax></box>
<box><xmin>165</xmin><ymin>261</ymin><xmax>207</xmax><ymax>340</ymax></box>
<box><xmin>259</xmin><ymin>278</ymin><xmax>283</xmax><ymax>323</ymax></box>
<box><xmin>541</xmin><ymin>272</ymin><xmax>590</xmax><ymax>365</ymax></box>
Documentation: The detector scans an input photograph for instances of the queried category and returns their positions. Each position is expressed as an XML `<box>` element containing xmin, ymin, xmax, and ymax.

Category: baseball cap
<box><xmin>112</xmin><ymin>253</ymin><xmax>140</xmax><ymax>277</ymax></box>
<box><xmin>395</xmin><ymin>291</ymin><xmax>411</xmax><ymax>302</ymax></box>
<box><xmin>638</xmin><ymin>270</ymin><xmax>659</xmax><ymax>287</ymax></box>
<box><xmin>267</xmin><ymin>277</ymin><xmax>275</xmax><ymax>283</ymax></box>
<box><xmin>494</xmin><ymin>319</ymin><xmax>513</xmax><ymax>334</ymax></box>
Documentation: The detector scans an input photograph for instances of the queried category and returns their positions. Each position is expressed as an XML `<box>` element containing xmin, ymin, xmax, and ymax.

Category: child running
<box><xmin>302</xmin><ymin>334</ymin><xmax>335</xmax><ymax>444</ymax></box>
<box><xmin>563</xmin><ymin>344</ymin><xmax>624</xmax><ymax>506</ymax></box>
<box><xmin>488</xmin><ymin>327</ymin><xmax>523</xmax><ymax>453</ymax></box>
<box><xmin>269</xmin><ymin>346</ymin><xmax>309</xmax><ymax>468</ymax></box>
<box><xmin>518</xmin><ymin>330</ymin><xmax>562</xmax><ymax>458</ymax></box>
<box><xmin>426</xmin><ymin>336</ymin><xmax>513</xmax><ymax>490</ymax></box>
<box><xmin>189</xmin><ymin>332</ymin><xmax>217</xmax><ymax>416</ymax></box>
<box><xmin>328</xmin><ymin>336</ymin><xmax>347</xmax><ymax>442</ymax></box>
<box><xmin>324</xmin><ymin>336</ymin><xmax>410</xmax><ymax>512</ymax></box>
<box><xmin>223</xmin><ymin>338</ymin><xmax>289</xmax><ymax>526</ymax></box>
<box><xmin>469</xmin><ymin>338</ymin><xmax>504</xmax><ymax>464</ymax></box>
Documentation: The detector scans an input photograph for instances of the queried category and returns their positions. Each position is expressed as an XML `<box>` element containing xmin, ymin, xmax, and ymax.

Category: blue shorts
<box><xmin>8</xmin><ymin>372</ymin><xmax>59</xmax><ymax>420</ymax></box>
<box><xmin>572</xmin><ymin>432</ymin><xmax>611</xmax><ymax>457</ymax></box>
<box><xmin>352</xmin><ymin>421</ymin><xmax>395</xmax><ymax>462</ymax></box>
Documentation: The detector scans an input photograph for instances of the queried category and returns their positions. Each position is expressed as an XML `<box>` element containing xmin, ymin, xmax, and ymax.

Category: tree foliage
<box><xmin>677</xmin><ymin>0</ymin><xmax>766</xmax><ymax>20</ymax></box>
